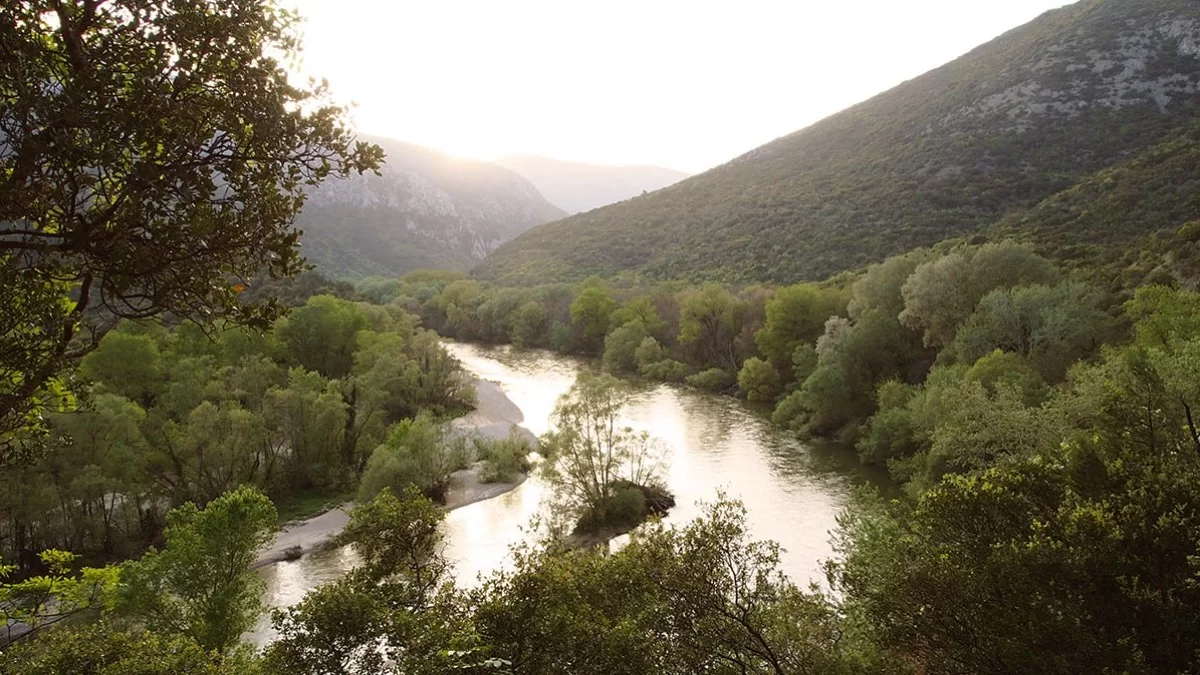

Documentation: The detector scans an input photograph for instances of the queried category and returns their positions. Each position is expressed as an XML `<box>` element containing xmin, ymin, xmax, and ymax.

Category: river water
<box><xmin>248</xmin><ymin>343</ymin><xmax>886</xmax><ymax>645</ymax></box>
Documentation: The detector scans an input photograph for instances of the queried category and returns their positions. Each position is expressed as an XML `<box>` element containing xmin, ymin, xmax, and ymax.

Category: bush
<box><xmin>575</xmin><ymin>485</ymin><xmax>647</xmax><ymax>535</ymax></box>
<box><xmin>737</xmin><ymin>358</ymin><xmax>782</xmax><ymax>401</ymax></box>
<box><xmin>474</xmin><ymin>432</ymin><xmax>534</xmax><ymax>484</ymax></box>
<box><xmin>549</xmin><ymin>321</ymin><xmax>576</xmax><ymax>353</ymax></box>
<box><xmin>686</xmin><ymin>368</ymin><xmax>736</xmax><ymax>392</ymax></box>
<box><xmin>642</xmin><ymin>358</ymin><xmax>690</xmax><ymax>383</ymax></box>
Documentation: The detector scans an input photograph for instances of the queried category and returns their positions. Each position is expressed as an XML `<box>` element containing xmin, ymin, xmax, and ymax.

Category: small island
<box><xmin>538</xmin><ymin>373</ymin><xmax>677</xmax><ymax>548</ymax></box>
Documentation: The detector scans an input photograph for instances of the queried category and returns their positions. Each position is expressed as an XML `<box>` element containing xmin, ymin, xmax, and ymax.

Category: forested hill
<box><xmin>296</xmin><ymin>136</ymin><xmax>566</xmax><ymax>279</ymax></box>
<box><xmin>494</xmin><ymin>154</ymin><xmax>689</xmax><ymax>214</ymax></box>
<box><xmin>476</xmin><ymin>0</ymin><xmax>1200</xmax><ymax>285</ymax></box>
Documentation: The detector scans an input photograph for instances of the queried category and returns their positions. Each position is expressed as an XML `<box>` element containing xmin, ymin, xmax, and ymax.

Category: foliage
<box><xmin>602</xmin><ymin>321</ymin><xmax>649</xmax><ymax>374</ymax></box>
<box><xmin>475</xmin><ymin>433</ymin><xmax>534</xmax><ymax>484</ymax></box>
<box><xmin>685</xmin><ymin>368</ymin><xmax>736</xmax><ymax>392</ymax></box>
<box><xmin>117</xmin><ymin>486</ymin><xmax>278</xmax><ymax>652</ymax></box>
<box><xmin>0</xmin><ymin>0</ymin><xmax>382</xmax><ymax>449</ymax></box>
<box><xmin>570</xmin><ymin>287</ymin><xmax>617</xmax><ymax>353</ymax></box>
<box><xmin>0</xmin><ymin>622</ymin><xmax>257</xmax><ymax>675</ymax></box>
<box><xmin>541</xmin><ymin>374</ymin><xmax>666</xmax><ymax>531</ymax></box>
<box><xmin>358</xmin><ymin>412</ymin><xmax>469</xmax><ymax>504</ymax></box>
<box><xmin>0</xmin><ymin>549</ymin><xmax>119</xmax><ymax>645</ymax></box>
<box><xmin>737</xmin><ymin>358</ymin><xmax>782</xmax><ymax>402</ymax></box>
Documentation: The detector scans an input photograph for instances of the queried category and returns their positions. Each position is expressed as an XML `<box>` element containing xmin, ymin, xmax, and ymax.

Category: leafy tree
<box><xmin>276</xmin><ymin>296</ymin><xmax>368</xmax><ymax>379</ymax></box>
<box><xmin>737</xmin><ymin>358</ymin><xmax>781</xmax><ymax>402</ymax></box>
<box><xmin>603</xmin><ymin>321</ymin><xmax>650</xmax><ymax>374</ymax></box>
<box><xmin>510</xmin><ymin>301</ymin><xmax>548</xmax><ymax>348</ymax></box>
<box><xmin>265</xmin><ymin>487</ymin><xmax>480</xmax><ymax>675</ymax></box>
<box><xmin>118</xmin><ymin>485</ymin><xmax>278</xmax><ymax>653</ymax></box>
<box><xmin>848</xmin><ymin>248</ymin><xmax>934</xmax><ymax>320</ymax></box>
<box><xmin>685</xmin><ymin>368</ymin><xmax>736</xmax><ymax>392</ymax></box>
<box><xmin>0</xmin><ymin>0</ymin><xmax>382</xmax><ymax>449</ymax></box>
<box><xmin>755</xmin><ymin>284</ymin><xmax>846</xmax><ymax>376</ymax></box>
<box><xmin>80</xmin><ymin>330</ymin><xmax>164</xmax><ymax>406</ymax></box>
<box><xmin>610</xmin><ymin>297</ymin><xmax>668</xmax><ymax>339</ymax></box>
<box><xmin>900</xmin><ymin>242</ymin><xmax>1059</xmax><ymax>348</ymax></box>
<box><xmin>678</xmin><ymin>284</ymin><xmax>739</xmax><ymax>371</ymax></box>
<box><xmin>359</xmin><ymin>412</ymin><xmax>468</xmax><ymax>503</ymax></box>
<box><xmin>570</xmin><ymin>287</ymin><xmax>617</xmax><ymax>353</ymax></box>
<box><xmin>948</xmin><ymin>282</ymin><xmax>1113</xmax><ymax>381</ymax></box>
<box><xmin>0</xmin><ymin>622</ymin><xmax>256</xmax><ymax>675</ymax></box>
<box><xmin>1</xmin><ymin>550</ymin><xmax>120</xmax><ymax>645</ymax></box>
<box><xmin>541</xmin><ymin>374</ymin><xmax>666</xmax><ymax>530</ymax></box>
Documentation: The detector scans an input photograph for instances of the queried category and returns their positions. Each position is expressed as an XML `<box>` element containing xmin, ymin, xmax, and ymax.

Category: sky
<box><xmin>285</xmin><ymin>0</ymin><xmax>1075</xmax><ymax>173</ymax></box>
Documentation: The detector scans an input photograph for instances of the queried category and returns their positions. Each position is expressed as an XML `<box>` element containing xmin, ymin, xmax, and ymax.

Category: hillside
<box><xmin>477</xmin><ymin>0</ymin><xmax>1200</xmax><ymax>285</ymax></box>
<box><xmin>296</xmin><ymin>137</ymin><xmax>566</xmax><ymax>279</ymax></box>
<box><xmin>494</xmin><ymin>155</ymin><xmax>688</xmax><ymax>214</ymax></box>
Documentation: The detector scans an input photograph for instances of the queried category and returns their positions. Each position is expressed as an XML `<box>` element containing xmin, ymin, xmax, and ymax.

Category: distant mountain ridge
<box><xmin>296</xmin><ymin>136</ymin><xmax>566</xmax><ymax>279</ymax></box>
<box><xmin>494</xmin><ymin>155</ymin><xmax>689</xmax><ymax>214</ymax></box>
<box><xmin>476</xmin><ymin>0</ymin><xmax>1200</xmax><ymax>285</ymax></box>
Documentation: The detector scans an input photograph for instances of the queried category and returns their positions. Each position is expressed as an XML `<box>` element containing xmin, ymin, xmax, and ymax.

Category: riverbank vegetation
<box><xmin>540</xmin><ymin>374</ymin><xmax>674</xmax><ymax>538</ymax></box>
<box><xmin>5</xmin><ymin>0</ymin><xmax>1200</xmax><ymax>672</ymax></box>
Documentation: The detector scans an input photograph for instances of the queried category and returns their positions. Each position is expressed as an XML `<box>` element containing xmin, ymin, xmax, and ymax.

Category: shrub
<box><xmin>686</xmin><ymin>368</ymin><xmax>736</xmax><ymax>392</ymax></box>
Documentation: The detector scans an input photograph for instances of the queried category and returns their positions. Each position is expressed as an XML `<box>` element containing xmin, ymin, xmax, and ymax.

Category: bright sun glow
<box><xmin>285</xmin><ymin>0</ymin><xmax>1074</xmax><ymax>172</ymax></box>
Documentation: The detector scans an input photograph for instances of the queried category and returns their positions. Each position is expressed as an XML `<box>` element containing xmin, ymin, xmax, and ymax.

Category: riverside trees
<box><xmin>0</xmin><ymin>0</ymin><xmax>383</xmax><ymax>455</ymax></box>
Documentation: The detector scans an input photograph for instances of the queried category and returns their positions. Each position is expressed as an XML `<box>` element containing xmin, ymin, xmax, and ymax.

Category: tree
<box><xmin>755</xmin><ymin>284</ymin><xmax>846</xmax><ymax>376</ymax></box>
<box><xmin>0</xmin><ymin>622</ymin><xmax>255</xmax><ymax>675</ymax></box>
<box><xmin>118</xmin><ymin>485</ymin><xmax>278</xmax><ymax>653</ymax></box>
<box><xmin>603</xmin><ymin>321</ymin><xmax>650</xmax><ymax>374</ymax></box>
<box><xmin>359</xmin><ymin>412</ymin><xmax>468</xmax><ymax>503</ymax></box>
<box><xmin>899</xmin><ymin>242</ymin><xmax>1058</xmax><ymax>348</ymax></box>
<box><xmin>948</xmin><ymin>282</ymin><xmax>1113</xmax><ymax>381</ymax></box>
<box><xmin>1</xmin><ymin>550</ymin><xmax>120</xmax><ymax>645</ymax></box>
<box><xmin>80</xmin><ymin>330</ymin><xmax>164</xmax><ymax>406</ymax></box>
<box><xmin>541</xmin><ymin>374</ymin><xmax>666</xmax><ymax>530</ymax></box>
<box><xmin>570</xmin><ymin>288</ymin><xmax>617</xmax><ymax>353</ymax></box>
<box><xmin>0</xmin><ymin>0</ymin><xmax>382</xmax><ymax>450</ymax></box>
<box><xmin>678</xmin><ymin>284</ymin><xmax>739</xmax><ymax>371</ymax></box>
<box><xmin>276</xmin><ymin>296</ymin><xmax>368</xmax><ymax>379</ymax></box>
<box><xmin>511</xmin><ymin>301</ymin><xmax>548</xmax><ymax>348</ymax></box>
<box><xmin>737</xmin><ymin>358</ymin><xmax>782</xmax><ymax>402</ymax></box>
<box><xmin>264</xmin><ymin>488</ymin><xmax>481</xmax><ymax>675</ymax></box>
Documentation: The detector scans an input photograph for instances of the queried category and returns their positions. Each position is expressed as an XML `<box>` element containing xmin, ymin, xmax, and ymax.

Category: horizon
<box><xmin>285</xmin><ymin>0</ymin><xmax>1075</xmax><ymax>173</ymax></box>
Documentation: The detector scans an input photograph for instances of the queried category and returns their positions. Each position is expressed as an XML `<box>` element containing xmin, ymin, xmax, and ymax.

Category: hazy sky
<box><xmin>286</xmin><ymin>0</ymin><xmax>1074</xmax><ymax>173</ymax></box>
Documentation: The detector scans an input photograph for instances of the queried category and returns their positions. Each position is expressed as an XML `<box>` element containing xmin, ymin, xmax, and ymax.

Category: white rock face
<box><xmin>934</xmin><ymin>15</ymin><xmax>1200</xmax><ymax>133</ymax></box>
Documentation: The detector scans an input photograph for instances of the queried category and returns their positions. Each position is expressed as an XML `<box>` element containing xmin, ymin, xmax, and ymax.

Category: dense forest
<box><xmin>477</xmin><ymin>0</ymin><xmax>1200</xmax><ymax>285</ymax></box>
<box><xmin>5</xmin><ymin>1</ymin><xmax>1200</xmax><ymax>674</ymax></box>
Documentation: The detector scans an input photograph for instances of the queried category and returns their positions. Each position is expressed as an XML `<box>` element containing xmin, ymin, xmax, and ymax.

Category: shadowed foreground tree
<box><xmin>0</xmin><ymin>0</ymin><xmax>383</xmax><ymax>456</ymax></box>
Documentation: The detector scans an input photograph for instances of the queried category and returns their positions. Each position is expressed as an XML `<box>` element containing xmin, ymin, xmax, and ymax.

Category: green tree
<box><xmin>359</xmin><ymin>412</ymin><xmax>468</xmax><ymax>503</ymax></box>
<box><xmin>755</xmin><ymin>284</ymin><xmax>846</xmax><ymax>376</ymax></box>
<box><xmin>949</xmin><ymin>282</ymin><xmax>1112</xmax><ymax>381</ymax></box>
<box><xmin>541</xmin><ymin>374</ymin><xmax>666</xmax><ymax>530</ymax></box>
<box><xmin>603</xmin><ymin>321</ymin><xmax>650</xmax><ymax>374</ymax></box>
<box><xmin>276</xmin><ymin>296</ymin><xmax>368</xmax><ymax>379</ymax></box>
<box><xmin>678</xmin><ymin>284</ymin><xmax>739</xmax><ymax>371</ymax></box>
<box><xmin>80</xmin><ymin>330</ymin><xmax>165</xmax><ymax>406</ymax></box>
<box><xmin>118</xmin><ymin>486</ymin><xmax>278</xmax><ymax>653</ymax></box>
<box><xmin>900</xmin><ymin>242</ymin><xmax>1058</xmax><ymax>348</ymax></box>
<box><xmin>570</xmin><ymin>288</ymin><xmax>617</xmax><ymax>353</ymax></box>
<box><xmin>511</xmin><ymin>300</ymin><xmax>548</xmax><ymax>348</ymax></box>
<box><xmin>737</xmin><ymin>358</ymin><xmax>782</xmax><ymax>402</ymax></box>
<box><xmin>0</xmin><ymin>0</ymin><xmax>382</xmax><ymax>449</ymax></box>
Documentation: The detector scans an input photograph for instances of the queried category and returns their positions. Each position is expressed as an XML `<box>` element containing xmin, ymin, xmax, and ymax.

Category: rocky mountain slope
<box><xmin>296</xmin><ymin>137</ymin><xmax>566</xmax><ymax>279</ymax></box>
<box><xmin>494</xmin><ymin>155</ymin><xmax>688</xmax><ymax>214</ymax></box>
<box><xmin>476</xmin><ymin>0</ymin><xmax>1200</xmax><ymax>285</ymax></box>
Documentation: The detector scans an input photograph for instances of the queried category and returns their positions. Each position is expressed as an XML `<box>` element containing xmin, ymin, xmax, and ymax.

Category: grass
<box><xmin>273</xmin><ymin>488</ymin><xmax>356</xmax><ymax>525</ymax></box>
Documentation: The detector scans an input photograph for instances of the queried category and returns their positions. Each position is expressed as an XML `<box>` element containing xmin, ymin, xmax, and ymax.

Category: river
<box><xmin>247</xmin><ymin>342</ymin><xmax>886</xmax><ymax>645</ymax></box>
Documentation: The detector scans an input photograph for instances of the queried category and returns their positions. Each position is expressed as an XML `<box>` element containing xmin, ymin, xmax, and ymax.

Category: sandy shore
<box><xmin>253</xmin><ymin>378</ymin><xmax>534</xmax><ymax>568</ymax></box>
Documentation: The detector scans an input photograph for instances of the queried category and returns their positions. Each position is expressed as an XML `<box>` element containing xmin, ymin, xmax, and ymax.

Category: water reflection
<box><xmin>249</xmin><ymin>342</ymin><xmax>885</xmax><ymax>646</ymax></box>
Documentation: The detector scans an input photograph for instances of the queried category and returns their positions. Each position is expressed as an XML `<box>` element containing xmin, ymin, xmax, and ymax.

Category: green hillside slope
<box><xmin>477</xmin><ymin>0</ymin><xmax>1200</xmax><ymax>285</ymax></box>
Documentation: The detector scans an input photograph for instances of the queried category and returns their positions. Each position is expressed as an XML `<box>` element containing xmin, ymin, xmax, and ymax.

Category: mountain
<box><xmin>296</xmin><ymin>137</ymin><xmax>566</xmax><ymax>279</ymax></box>
<box><xmin>494</xmin><ymin>155</ymin><xmax>689</xmax><ymax>214</ymax></box>
<box><xmin>476</xmin><ymin>0</ymin><xmax>1200</xmax><ymax>285</ymax></box>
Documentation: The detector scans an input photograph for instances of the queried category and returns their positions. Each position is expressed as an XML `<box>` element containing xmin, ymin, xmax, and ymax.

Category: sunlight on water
<box><xmin>249</xmin><ymin>342</ymin><xmax>886</xmax><ymax>646</ymax></box>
